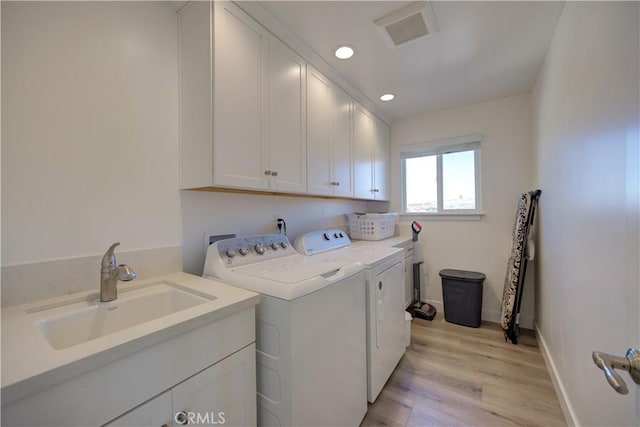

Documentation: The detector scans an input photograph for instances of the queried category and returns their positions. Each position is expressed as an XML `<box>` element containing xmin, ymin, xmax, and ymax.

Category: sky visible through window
<box><xmin>405</xmin><ymin>150</ymin><xmax>476</xmax><ymax>212</ymax></box>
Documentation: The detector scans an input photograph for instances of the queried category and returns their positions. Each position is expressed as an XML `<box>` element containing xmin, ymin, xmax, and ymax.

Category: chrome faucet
<box><xmin>100</xmin><ymin>242</ymin><xmax>136</xmax><ymax>302</ymax></box>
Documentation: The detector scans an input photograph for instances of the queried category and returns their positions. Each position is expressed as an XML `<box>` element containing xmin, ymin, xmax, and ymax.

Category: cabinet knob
<box><xmin>264</xmin><ymin>170</ymin><xmax>271</xmax><ymax>175</ymax></box>
<box><xmin>336</xmin><ymin>181</ymin><xmax>340</xmax><ymax>186</ymax></box>
<box><xmin>271</xmin><ymin>171</ymin><xmax>278</xmax><ymax>176</ymax></box>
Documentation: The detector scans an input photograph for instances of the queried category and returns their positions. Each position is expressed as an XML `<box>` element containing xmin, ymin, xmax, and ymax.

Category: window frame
<box><xmin>400</xmin><ymin>134</ymin><xmax>483</xmax><ymax>218</ymax></box>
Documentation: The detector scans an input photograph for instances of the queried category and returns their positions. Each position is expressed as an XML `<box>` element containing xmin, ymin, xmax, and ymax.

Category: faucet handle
<box><xmin>102</xmin><ymin>242</ymin><xmax>121</xmax><ymax>268</ymax></box>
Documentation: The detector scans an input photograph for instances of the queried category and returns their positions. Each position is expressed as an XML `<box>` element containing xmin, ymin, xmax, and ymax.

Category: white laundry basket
<box><xmin>347</xmin><ymin>213</ymin><xmax>398</xmax><ymax>240</ymax></box>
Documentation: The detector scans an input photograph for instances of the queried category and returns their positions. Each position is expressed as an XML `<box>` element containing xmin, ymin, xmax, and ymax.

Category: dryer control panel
<box><xmin>294</xmin><ymin>229</ymin><xmax>351</xmax><ymax>256</ymax></box>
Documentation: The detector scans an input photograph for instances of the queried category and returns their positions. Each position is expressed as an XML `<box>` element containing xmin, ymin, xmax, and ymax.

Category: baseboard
<box><xmin>425</xmin><ymin>299</ymin><xmax>443</xmax><ymax>313</ymax></box>
<box><xmin>482</xmin><ymin>307</ymin><xmax>501</xmax><ymax>324</ymax></box>
<box><xmin>535</xmin><ymin>322</ymin><xmax>578</xmax><ymax>426</ymax></box>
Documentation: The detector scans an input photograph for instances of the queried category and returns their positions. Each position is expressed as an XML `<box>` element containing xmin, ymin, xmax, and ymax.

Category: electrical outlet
<box><xmin>274</xmin><ymin>215</ymin><xmax>286</xmax><ymax>235</ymax></box>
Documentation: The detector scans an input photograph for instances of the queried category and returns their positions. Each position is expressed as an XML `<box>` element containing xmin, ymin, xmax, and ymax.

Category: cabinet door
<box><xmin>268</xmin><ymin>34</ymin><xmax>307</xmax><ymax>193</ymax></box>
<box><xmin>213</xmin><ymin>1</ymin><xmax>269</xmax><ymax>190</ymax></box>
<box><xmin>178</xmin><ymin>1</ymin><xmax>213</xmax><ymax>189</ymax></box>
<box><xmin>331</xmin><ymin>85</ymin><xmax>354</xmax><ymax>197</ymax></box>
<box><xmin>172</xmin><ymin>344</ymin><xmax>257</xmax><ymax>427</ymax></box>
<box><xmin>353</xmin><ymin>103</ymin><xmax>375</xmax><ymax>199</ymax></box>
<box><xmin>106</xmin><ymin>391</ymin><xmax>172</xmax><ymax>427</ymax></box>
<box><xmin>306</xmin><ymin>66</ymin><xmax>333</xmax><ymax>196</ymax></box>
<box><xmin>373</xmin><ymin>116</ymin><xmax>390</xmax><ymax>200</ymax></box>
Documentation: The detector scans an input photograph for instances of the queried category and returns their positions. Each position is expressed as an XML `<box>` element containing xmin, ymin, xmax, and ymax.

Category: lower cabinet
<box><xmin>108</xmin><ymin>344</ymin><xmax>256</xmax><ymax>427</ymax></box>
<box><xmin>1</xmin><ymin>308</ymin><xmax>257</xmax><ymax>426</ymax></box>
<box><xmin>107</xmin><ymin>390</ymin><xmax>173</xmax><ymax>427</ymax></box>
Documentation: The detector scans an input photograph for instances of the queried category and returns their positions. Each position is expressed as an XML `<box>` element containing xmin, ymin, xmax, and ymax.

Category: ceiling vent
<box><xmin>374</xmin><ymin>1</ymin><xmax>439</xmax><ymax>49</ymax></box>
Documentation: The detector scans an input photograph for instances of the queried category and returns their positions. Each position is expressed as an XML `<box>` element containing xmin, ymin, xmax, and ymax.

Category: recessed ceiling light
<box><xmin>334</xmin><ymin>45</ymin><xmax>355</xmax><ymax>60</ymax></box>
<box><xmin>380</xmin><ymin>93</ymin><xmax>395</xmax><ymax>101</ymax></box>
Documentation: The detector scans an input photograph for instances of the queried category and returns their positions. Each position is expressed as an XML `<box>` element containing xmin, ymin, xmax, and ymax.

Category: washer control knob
<box><xmin>225</xmin><ymin>249</ymin><xmax>236</xmax><ymax>258</ymax></box>
<box><xmin>323</xmin><ymin>233</ymin><xmax>331</xmax><ymax>241</ymax></box>
<box><xmin>238</xmin><ymin>247</ymin><xmax>249</xmax><ymax>256</ymax></box>
<box><xmin>271</xmin><ymin>243</ymin><xmax>279</xmax><ymax>250</ymax></box>
<box><xmin>334</xmin><ymin>232</ymin><xmax>340</xmax><ymax>238</ymax></box>
<box><xmin>339</xmin><ymin>232</ymin><xmax>344</xmax><ymax>238</ymax></box>
<box><xmin>254</xmin><ymin>243</ymin><xmax>266</xmax><ymax>255</ymax></box>
<box><xmin>280</xmin><ymin>241</ymin><xmax>288</xmax><ymax>249</ymax></box>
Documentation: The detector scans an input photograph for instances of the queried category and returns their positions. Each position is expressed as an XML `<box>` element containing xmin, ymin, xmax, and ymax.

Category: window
<box><xmin>401</xmin><ymin>135</ymin><xmax>482</xmax><ymax>215</ymax></box>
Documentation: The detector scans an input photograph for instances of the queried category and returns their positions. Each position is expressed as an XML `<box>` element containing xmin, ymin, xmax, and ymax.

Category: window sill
<box><xmin>400</xmin><ymin>212</ymin><xmax>485</xmax><ymax>221</ymax></box>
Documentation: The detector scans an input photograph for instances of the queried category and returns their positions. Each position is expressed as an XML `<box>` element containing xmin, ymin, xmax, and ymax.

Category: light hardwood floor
<box><xmin>361</xmin><ymin>313</ymin><xmax>566</xmax><ymax>426</ymax></box>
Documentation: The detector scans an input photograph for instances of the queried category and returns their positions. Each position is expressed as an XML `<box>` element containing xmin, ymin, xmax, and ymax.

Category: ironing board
<box><xmin>501</xmin><ymin>190</ymin><xmax>541</xmax><ymax>344</ymax></box>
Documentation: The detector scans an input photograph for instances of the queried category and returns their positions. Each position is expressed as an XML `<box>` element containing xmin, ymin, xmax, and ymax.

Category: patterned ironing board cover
<box><xmin>500</xmin><ymin>192</ymin><xmax>533</xmax><ymax>330</ymax></box>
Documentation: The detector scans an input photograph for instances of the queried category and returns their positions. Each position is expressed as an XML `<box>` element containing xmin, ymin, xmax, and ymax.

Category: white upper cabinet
<box><xmin>267</xmin><ymin>34</ymin><xmax>307</xmax><ymax>193</ymax></box>
<box><xmin>213</xmin><ymin>1</ymin><xmax>270</xmax><ymax>190</ymax></box>
<box><xmin>353</xmin><ymin>103</ymin><xmax>375</xmax><ymax>199</ymax></box>
<box><xmin>179</xmin><ymin>1</ymin><xmax>386</xmax><ymax>200</ymax></box>
<box><xmin>180</xmin><ymin>1</ymin><xmax>306</xmax><ymax>192</ymax></box>
<box><xmin>331</xmin><ymin>85</ymin><xmax>354</xmax><ymax>197</ymax></box>
<box><xmin>306</xmin><ymin>66</ymin><xmax>332</xmax><ymax>195</ymax></box>
<box><xmin>307</xmin><ymin>66</ymin><xmax>353</xmax><ymax>197</ymax></box>
<box><xmin>178</xmin><ymin>1</ymin><xmax>213</xmax><ymax>189</ymax></box>
<box><xmin>374</xmin><ymin>115</ymin><xmax>390</xmax><ymax>200</ymax></box>
<box><xmin>353</xmin><ymin>103</ymin><xmax>389</xmax><ymax>200</ymax></box>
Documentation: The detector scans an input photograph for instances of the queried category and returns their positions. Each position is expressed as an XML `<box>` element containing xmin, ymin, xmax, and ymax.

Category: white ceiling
<box><xmin>259</xmin><ymin>1</ymin><xmax>565</xmax><ymax>121</ymax></box>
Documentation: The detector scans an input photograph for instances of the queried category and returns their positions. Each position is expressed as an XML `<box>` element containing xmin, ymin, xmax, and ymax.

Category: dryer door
<box><xmin>375</xmin><ymin>261</ymin><xmax>405</xmax><ymax>349</ymax></box>
<box><xmin>371</xmin><ymin>261</ymin><xmax>407</xmax><ymax>402</ymax></box>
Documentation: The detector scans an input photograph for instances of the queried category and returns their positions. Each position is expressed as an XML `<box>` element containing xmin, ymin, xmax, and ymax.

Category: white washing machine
<box><xmin>294</xmin><ymin>229</ymin><xmax>406</xmax><ymax>402</ymax></box>
<box><xmin>203</xmin><ymin>234</ymin><xmax>367</xmax><ymax>426</ymax></box>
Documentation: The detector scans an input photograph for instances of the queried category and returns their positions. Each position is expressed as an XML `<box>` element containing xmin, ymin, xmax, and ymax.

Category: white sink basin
<box><xmin>27</xmin><ymin>282</ymin><xmax>216</xmax><ymax>350</ymax></box>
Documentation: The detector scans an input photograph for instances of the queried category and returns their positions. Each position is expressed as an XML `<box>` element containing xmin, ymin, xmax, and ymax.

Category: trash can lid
<box><xmin>439</xmin><ymin>269</ymin><xmax>486</xmax><ymax>282</ymax></box>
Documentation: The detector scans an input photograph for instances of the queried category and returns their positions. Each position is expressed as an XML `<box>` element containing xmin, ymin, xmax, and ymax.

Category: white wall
<box><xmin>1</xmin><ymin>1</ymin><xmax>181</xmax><ymax>265</ymax></box>
<box><xmin>180</xmin><ymin>190</ymin><xmax>382</xmax><ymax>275</ymax></box>
<box><xmin>532</xmin><ymin>2</ymin><xmax>639</xmax><ymax>426</ymax></box>
<box><xmin>390</xmin><ymin>94</ymin><xmax>534</xmax><ymax>326</ymax></box>
<box><xmin>0</xmin><ymin>1</ymin><xmax>385</xmax><ymax>304</ymax></box>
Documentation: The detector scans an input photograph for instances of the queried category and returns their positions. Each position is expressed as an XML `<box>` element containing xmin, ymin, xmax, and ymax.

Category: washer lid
<box><xmin>234</xmin><ymin>257</ymin><xmax>352</xmax><ymax>283</ymax></box>
<box><xmin>207</xmin><ymin>255</ymin><xmax>365</xmax><ymax>300</ymax></box>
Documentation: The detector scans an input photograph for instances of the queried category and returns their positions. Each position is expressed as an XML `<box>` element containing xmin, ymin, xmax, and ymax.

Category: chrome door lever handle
<box><xmin>592</xmin><ymin>348</ymin><xmax>640</xmax><ymax>394</ymax></box>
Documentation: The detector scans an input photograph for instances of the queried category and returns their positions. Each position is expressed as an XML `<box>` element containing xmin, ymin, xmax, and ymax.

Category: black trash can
<box><xmin>439</xmin><ymin>269</ymin><xmax>485</xmax><ymax>328</ymax></box>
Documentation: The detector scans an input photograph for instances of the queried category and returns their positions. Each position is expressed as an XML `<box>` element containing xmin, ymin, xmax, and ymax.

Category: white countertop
<box><xmin>1</xmin><ymin>272</ymin><xmax>260</xmax><ymax>406</ymax></box>
<box><xmin>351</xmin><ymin>235</ymin><xmax>412</xmax><ymax>248</ymax></box>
